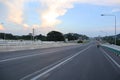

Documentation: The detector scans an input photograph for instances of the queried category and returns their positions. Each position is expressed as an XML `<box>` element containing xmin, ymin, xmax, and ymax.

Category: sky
<box><xmin>0</xmin><ymin>0</ymin><xmax>120</xmax><ymax>37</ymax></box>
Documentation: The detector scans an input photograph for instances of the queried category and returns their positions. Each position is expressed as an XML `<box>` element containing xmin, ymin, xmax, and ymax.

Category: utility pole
<box><xmin>32</xmin><ymin>28</ymin><xmax>35</xmax><ymax>41</ymax></box>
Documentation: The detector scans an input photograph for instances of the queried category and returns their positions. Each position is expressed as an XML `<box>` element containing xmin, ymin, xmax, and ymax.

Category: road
<box><xmin>0</xmin><ymin>41</ymin><xmax>120</xmax><ymax>80</ymax></box>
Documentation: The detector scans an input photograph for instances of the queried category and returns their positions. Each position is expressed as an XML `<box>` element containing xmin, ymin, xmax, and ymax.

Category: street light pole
<box><xmin>115</xmin><ymin>16</ymin><xmax>116</xmax><ymax>45</ymax></box>
<box><xmin>101</xmin><ymin>14</ymin><xmax>117</xmax><ymax>45</ymax></box>
<box><xmin>32</xmin><ymin>28</ymin><xmax>35</xmax><ymax>41</ymax></box>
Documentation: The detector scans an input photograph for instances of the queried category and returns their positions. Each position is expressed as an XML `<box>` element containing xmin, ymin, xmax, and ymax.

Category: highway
<box><xmin>0</xmin><ymin>41</ymin><xmax>120</xmax><ymax>80</ymax></box>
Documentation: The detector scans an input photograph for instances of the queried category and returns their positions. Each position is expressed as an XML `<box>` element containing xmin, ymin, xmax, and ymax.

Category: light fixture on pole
<box><xmin>101</xmin><ymin>14</ymin><xmax>117</xmax><ymax>45</ymax></box>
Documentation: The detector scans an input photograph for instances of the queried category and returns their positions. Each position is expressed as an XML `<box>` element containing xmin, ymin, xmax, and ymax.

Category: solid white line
<box><xmin>20</xmin><ymin>56</ymin><xmax>70</xmax><ymax>80</ymax></box>
<box><xmin>20</xmin><ymin>45</ymin><xmax>89</xmax><ymax>80</ymax></box>
<box><xmin>101</xmin><ymin>48</ymin><xmax>120</xmax><ymax>68</ymax></box>
<box><xmin>0</xmin><ymin>45</ymin><xmax>84</xmax><ymax>63</ymax></box>
<box><xmin>0</xmin><ymin>49</ymin><xmax>71</xmax><ymax>63</ymax></box>
<box><xmin>30</xmin><ymin>45</ymin><xmax>92</xmax><ymax>80</ymax></box>
<box><xmin>0</xmin><ymin>53</ymin><xmax>41</xmax><ymax>63</ymax></box>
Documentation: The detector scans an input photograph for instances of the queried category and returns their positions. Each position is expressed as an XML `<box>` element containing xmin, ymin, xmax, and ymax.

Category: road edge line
<box><xmin>100</xmin><ymin>48</ymin><xmax>120</xmax><ymax>68</ymax></box>
<box><xmin>30</xmin><ymin>45</ymin><xmax>92</xmax><ymax>80</ymax></box>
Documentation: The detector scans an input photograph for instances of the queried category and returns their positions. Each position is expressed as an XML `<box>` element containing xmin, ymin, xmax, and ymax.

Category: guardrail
<box><xmin>101</xmin><ymin>44</ymin><xmax>120</xmax><ymax>56</ymax></box>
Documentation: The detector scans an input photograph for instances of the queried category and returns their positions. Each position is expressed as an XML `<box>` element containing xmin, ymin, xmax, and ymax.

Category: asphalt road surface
<box><xmin>0</xmin><ymin>41</ymin><xmax>120</xmax><ymax>80</ymax></box>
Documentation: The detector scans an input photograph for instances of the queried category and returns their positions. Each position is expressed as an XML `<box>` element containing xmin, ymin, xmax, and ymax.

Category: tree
<box><xmin>102</xmin><ymin>34</ymin><xmax>120</xmax><ymax>45</ymax></box>
<box><xmin>0</xmin><ymin>33</ymin><xmax>5</xmax><ymax>39</ymax></box>
<box><xmin>35</xmin><ymin>34</ymin><xmax>47</xmax><ymax>41</ymax></box>
<box><xmin>0</xmin><ymin>33</ymin><xmax>16</xmax><ymax>40</ymax></box>
<box><xmin>64</xmin><ymin>33</ymin><xmax>78</xmax><ymax>41</ymax></box>
<box><xmin>47</xmin><ymin>31</ymin><xmax>65</xmax><ymax>41</ymax></box>
<box><xmin>20</xmin><ymin>35</ymin><xmax>31</xmax><ymax>40</ymax></box>
<box><xmin>64</xmin><ymin>33</ymin><xmax>89</xmax><ymax>41</ymax></box>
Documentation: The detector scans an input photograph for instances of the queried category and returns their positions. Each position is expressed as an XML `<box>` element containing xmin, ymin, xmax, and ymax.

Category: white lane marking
<box><xmin>0</xmin><ymin>46</ymin><xmax>79</xmax><ymax>63</ymax></box>
<box><xmin>20</xmin><ymin>45</ymin><xmax>91</xmax><ymax>80</ymax></box>
<box><xmin>30</xmin><ymin>45</ymin><xmax>92</xmax><ymax>80</ymax></box>
<box><xmin>101</xmin><ymin>48</ymin><xmax>120</xmax><ymax>68</ymax></box>
<box><xmin>0</xmin><ymin>49</ymin><xmax>65</xmax><ymax>63</ymax></box>
<box><xmin>20</xmin><ymin>55</ymin><xmax>70</xmax><ymax>80</ymax></box>
<box><xmin>0</xmin><ymin>45</ymin><xmax>84</xmax><ymax>63</ymax></box>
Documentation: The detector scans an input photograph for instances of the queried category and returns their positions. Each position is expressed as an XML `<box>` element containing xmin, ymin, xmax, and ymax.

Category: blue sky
<box><xmin>57</xmin><ymin>3</ymin><xmax>120</xmax><ymax>37</ymax></box>
<box><xmin>0</xmin><ymin>0</ymin><xmax>120</xmax><ymax>37</ymax></box>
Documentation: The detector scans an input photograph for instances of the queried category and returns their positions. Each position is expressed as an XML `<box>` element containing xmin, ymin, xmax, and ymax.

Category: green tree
<box><xmin>64</xmin><ymin>33</ymin><xmax>77</xmax><ymax>41</ymax></box>
<box><xmin>0</xmin><ymin>33</ymin><xmax>16</xmax><ymax>40</ymax></box>
<box><xmin>64</xmin><ymin>33</ymin><xmax>89</xmax><ymax>41</ymax></box>
<box><xmin>47</xmin><ymin>31</ymin><xmax>65</xmax><ymax>41</ymax></box>
<box><xmin>102</xmin><ymin>34</ymin><xmax>120</xmax><ymax>45</ymax></box>
<box><xmin>35</xmin><ymin>34</ymin><xmax>47</xmax><ymax>41</ymax></box>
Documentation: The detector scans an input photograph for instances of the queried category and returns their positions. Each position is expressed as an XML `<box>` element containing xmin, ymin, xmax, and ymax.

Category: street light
<box><xmin>32</xmin><ymin>28</ymin><xmax>35</xmax><ymax>41</ymax></box>
<box><xmin>101</xmin><ymin>14</ymin><xmax>117</xmax><ymax>45</ymax></box>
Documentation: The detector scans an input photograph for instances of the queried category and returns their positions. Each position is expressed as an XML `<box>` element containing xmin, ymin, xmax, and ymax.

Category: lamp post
<box><xmin>32</xmin><ymin>28</ymin><xmax>35</xmax><ymax>41</ymax></box>
<box><xmin>101</xmin><ymin>14</ymin><xmax>117</xmax><ymax>45</ymax></box>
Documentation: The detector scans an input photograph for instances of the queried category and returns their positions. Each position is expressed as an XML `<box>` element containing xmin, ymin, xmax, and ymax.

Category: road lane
<box><xmin>34</xmin><ymin>44</ymin><xmax>120</xmax><ymax>80</ymax></box>
<box><xmin>0</xmin><ymin>45</ymin><xmax>81</xmax><ymax>61</ymax></box>
<box><xmin>101</xmin><ymin>48</ymin><xmax>120</xmax><ymax>68</ymax></box>
<box><xmin>29</xmin><ymin>45</ymin><xmax>92</xmax><ymax>80</ymax></box>
<box><xmin>1</xmin><ymin>41</ymin><xmax>120</xmax><ymax>80</ymax></box>
<box><xmin>0</xmin><ymin>43</ymin><xmax>90</xmax><ymax>80</ymax></box>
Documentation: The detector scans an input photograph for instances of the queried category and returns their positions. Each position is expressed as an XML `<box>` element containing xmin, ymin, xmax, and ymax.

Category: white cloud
<box><xmin>23</xmin><ymin>24</ymin><xmax>30</xmax><ymax>29</ymax></box>
<box><xmin>2</xmin><ymin>0</ymin><xmax>25</xmax><ymax>24</ymax></box>
<box><xmin>112</xmin><ymin>8</ymin><xmax>120</xmax><ymax>13</ymax></box>
<box><xmin>77</xmin><ymin>0</ymin><xmax>120</xmax><ymax>5</ymax></box>
<box><xmin>1</xmin><ymin>0</ymin><xmax>120</xmax><ymax>34</ymax></box>
<box><xmin>22</xmin><ymin>24</ymin><xmax>40</xmax><ymax>34</ymax></box>
<box><xmin>39</xmin><ymin>0</ymin><xmax>76</xmax><ymax>28</ymax></box>
<box><xmin>0</xmin><ymin>24</ymin><xmax>4</xmax><ymax>30</ymax></box>
<box><xmin>39</xmin><ymin>0</ymin><xmax>120</xmax><ymax>28</ymax></box>
<box><xmin>1</xmin><ymin>0</ymin><xmax>120</xmax><ymax>26</ymax></box>
<box><xmin>32</xmin><ymin>24</ymin><xmax>40</xmax><ymax>29</ymax></box>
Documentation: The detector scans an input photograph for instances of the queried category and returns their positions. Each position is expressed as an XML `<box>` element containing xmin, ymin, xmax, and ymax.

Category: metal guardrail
<box><xmin>101</xmin><ymin>45</ymin><xmax>120</xmax><ymax>56</ymax></box>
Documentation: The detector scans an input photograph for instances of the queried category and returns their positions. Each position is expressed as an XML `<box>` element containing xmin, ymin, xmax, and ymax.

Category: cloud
<box><xmin>3</xmin><ymin>0</ymin><xmax>25</xmax><ymax>24</ymax></box>
<box><xmin>23</xmin><ymin>24</ymin><xmax>30</xmax><ymax>29</ymax></box>
<box><xmin>39</xmin><ymin>0</ymin><xmax>76</xmax><ymax>28</ymax></box>
<box><xmin>1</xmin><ymin>0</ymin><xmax>120</xmax><ymax>26</ymax></box>
<box><xmin>77</xmin><ymin>0</ymin><xmax>120</xmax><ymax>5</ymax></box>
<box><xmin>23</xmin><ymin>24</ymin><xmax>40</xmax><ymax>33</ymax></box>
<box><xmin>0</xmin><ymin>24</ymin><xmax>4</xmax><ymax>30</ymax></box>
<box><xmin>23</xmin><ymin>24</ymin><xmax>40</xmax><ymax>29</ymax></box>
<box><xmin>1</xmin><ymin>0</ymin><xmax>120</xmax><ymax>33</ymax></box>
<box><xmin>32</xmin><ymin>24</ymin><xmax>40</xmax><ymax>29</ymax></box>
<box><xmin>39</xmin><ymin>0</ymin><xmax>120</xmax><ymax>28</ymax></box>
<box><xmin>112</xmin><ymin>8</ymin><xmax>120</xmax><ymax>13</ymax></box>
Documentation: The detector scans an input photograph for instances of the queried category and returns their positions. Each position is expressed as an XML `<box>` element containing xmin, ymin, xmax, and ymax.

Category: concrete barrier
<box><xmin>0</xmin><ymin>40</ymin><xmax>79</xmax><ymax>52</ymax></box>
<box><xmin>101</xmin><ymin>44</ymin><xmax>120</xmax><ymax>56</ymax></box>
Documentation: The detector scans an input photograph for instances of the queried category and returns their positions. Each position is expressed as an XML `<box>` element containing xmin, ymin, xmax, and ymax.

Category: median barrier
<box><xmin>101</xmin><ymin>44</ymin><xmax>120</xmax><ymax>56</ymax></box>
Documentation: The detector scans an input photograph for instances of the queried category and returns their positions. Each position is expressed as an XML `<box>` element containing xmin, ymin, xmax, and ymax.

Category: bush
<box><xmin>77</xmin><ymin>40</ymin><xmax>83</xmax><ymax>43</ymax></box>
<box><xmin>116</xmin><ymin>40</ymin><xmax>120</xmax><ymax>46</ymax></box>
